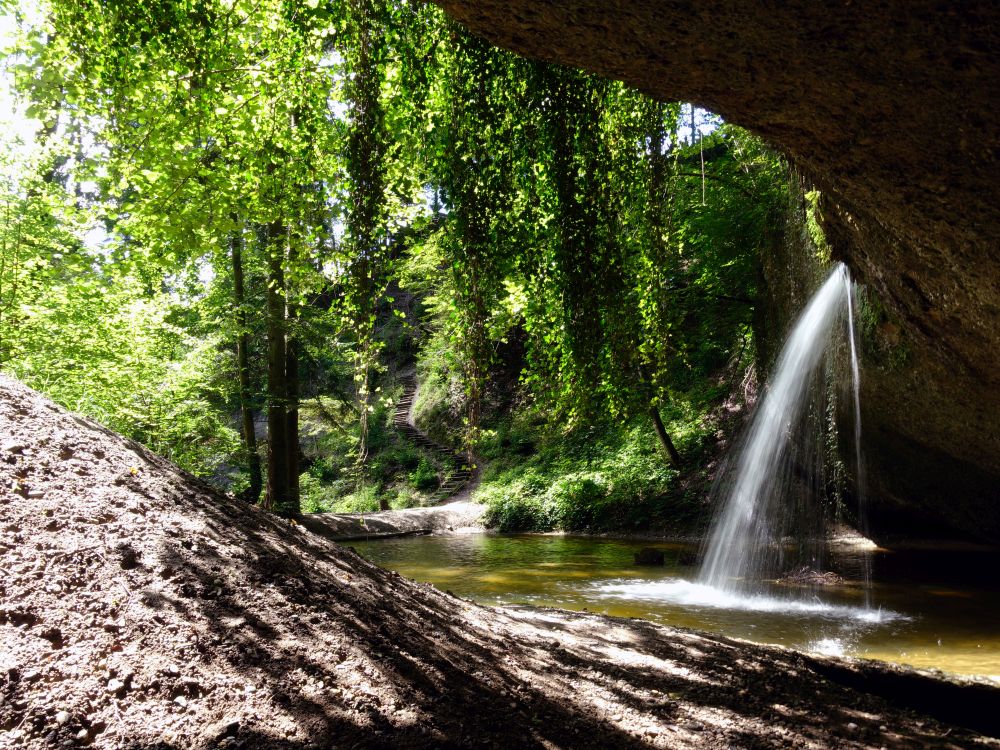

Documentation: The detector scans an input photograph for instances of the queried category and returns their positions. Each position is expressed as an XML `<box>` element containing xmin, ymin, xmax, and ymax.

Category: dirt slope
<box><xmin>1</xmin><ymin>374</ymin><xmax>998</xmax><ymax>749</ymax></box>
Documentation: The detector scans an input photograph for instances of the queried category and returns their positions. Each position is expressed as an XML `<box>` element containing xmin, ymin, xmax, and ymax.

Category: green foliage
<box><xmin>481</xmin><ymin>490</ymin><xmax>552</xmax><ymax>534</ymax></box>
<box><xmin>370</xmin><ymin>443</ymin><xmax>419</xmax><ymax>476</ymax></box>
<box><xmin>4</xmin><ymin>0</ymin><xmax>790</xmax><ymax>530</ymax></box>
<box><xmin>296</xmin><ymin>382</ymin><xmax>450</xmax><ymax>511</ymax></box>
<box><xmin>475</xmin><ymin>399</ymin><xmax>713</xmax><ymax>534</ymax></box>
<box><xmin>299</xmin><ymin>473</ymin><xmax>330</xmax><ymax>514</ymax></box>
<box><xmin>308</xmin><ymin>455</ymin><xmax>341</xmax><ymax>483</ymax></box>
<box><xmin>389</xmin><ymin>485</ymin><xmax>423</xmax><ymax>510</ymax></box>
<box><xmin>408</xmin><ymin>456</ymin><xmax>438</xmax><ymax>491</ymax></box>
<box><xmin>411</xmin><ymin>327</ymin><xmax>463</xmax><ymax>445</ymax></box>
<box><xmin>7</xmin><ymin>259</ymin><xmax>241</xmax><ymax>477</ymax></box>
<box><xmin>414</xmin><ymin>50</ymin><xmax>788</xmax><ymax>437</ymax></box>
<box><xmin>548</xmin><ymin>477</ymin><xmax>605</xmax><ymax>531</ymax></box>
<box><xmin>336</xmin><ymin>483</ymin><xmax>381</xmax><ymax>514</ymax></box>
<box><xmin>804</xmin><ymin>190</ymin><xmax>833</xmax><ymax>263</ymax></box>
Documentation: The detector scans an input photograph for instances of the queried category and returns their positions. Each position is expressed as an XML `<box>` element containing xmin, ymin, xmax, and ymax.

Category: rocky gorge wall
<box><xmin>434</xmin><ymin>0</ymin><xmax>1000</xmax><ymax>543</ymax></box>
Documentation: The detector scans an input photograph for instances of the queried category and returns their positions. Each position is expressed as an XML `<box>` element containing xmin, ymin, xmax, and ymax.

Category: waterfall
<box><xmin>845</xmin><ymin>279</ymin><xmax>871</xmax><ymax>603</ymax></box>
<box><xmin>700</xmin><ymin>263</ymin><xmax>865</xmax><ymax>594</ymax></box>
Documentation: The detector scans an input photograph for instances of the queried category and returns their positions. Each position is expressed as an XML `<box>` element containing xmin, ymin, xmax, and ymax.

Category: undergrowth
<box><xmin>297</xmin><ymin>386</ymin><xmax>451</xmax><ymax>513</ymax></box>
<box><xmin>473</xmin><ymin>391</ymin><xmax>719</xmax><ymax>534</ymax></box>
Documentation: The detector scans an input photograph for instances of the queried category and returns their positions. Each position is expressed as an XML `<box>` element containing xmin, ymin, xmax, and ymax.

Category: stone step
<box><xmin>394</xmin><ymin>379</ymin><xmax>476</xmax><ymax>504</ymax></box>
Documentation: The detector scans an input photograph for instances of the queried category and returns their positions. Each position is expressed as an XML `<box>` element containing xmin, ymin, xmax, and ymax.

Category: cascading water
<box><xmin>588</xmin><ymin>262</ymin><xmax>887</xmax><ymax>626</ymax></box>
<box><xmin>845</xmin><ymin>280</ymin><xmax>872</xmax><ymax>605</ymax></box>
<box><xmin>699</xmin><ymin>263</ymin><xmax>866</xmax><ymax>595</ymax></box>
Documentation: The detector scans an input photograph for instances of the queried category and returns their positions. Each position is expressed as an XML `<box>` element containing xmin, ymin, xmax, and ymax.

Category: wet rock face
<box><xmin>435</xmin><ymin>0</ymin><xmax>1000</xmax><ymax>542</ymax></box>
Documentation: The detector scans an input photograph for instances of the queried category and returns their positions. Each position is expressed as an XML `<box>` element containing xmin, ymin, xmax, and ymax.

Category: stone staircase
<box><xmin>393</xmin><ymin>377</ymin><xmax>474</xmax><ymax>504</ymax></box>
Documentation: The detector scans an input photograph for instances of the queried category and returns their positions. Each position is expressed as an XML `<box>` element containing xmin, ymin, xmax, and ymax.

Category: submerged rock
<box><xmin>778</xmin><ymin>566</ymin><xmax>844</xmax><ymax>586</ymax></box>
<box><xmin>633</xmin><ymin>547</ymin><xmax>665</xmax><ymax>566</ymax></box>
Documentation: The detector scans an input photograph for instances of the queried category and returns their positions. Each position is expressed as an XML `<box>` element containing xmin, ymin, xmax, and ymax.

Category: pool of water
<box><xmin>349</xmin><ymin>534</ymin><xmax>1000</xmax><ymax>679</ymax></box>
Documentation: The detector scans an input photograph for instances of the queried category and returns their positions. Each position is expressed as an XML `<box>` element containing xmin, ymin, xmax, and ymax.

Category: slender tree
<box><xmin>342</xmin><ymin>0</ymin><xmax>391</xmax><ymax>507</ymax></box>
<box><xmin>229</xmin><ymin>219</ymin><xmax>263</xmax><ymax>501</ymax></box>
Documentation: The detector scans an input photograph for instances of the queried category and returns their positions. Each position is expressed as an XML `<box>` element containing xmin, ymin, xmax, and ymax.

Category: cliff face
<box><xmin>434</xmin><ymin>0</ymin><xmax>1000</xmax><ymax>542</ymax></box>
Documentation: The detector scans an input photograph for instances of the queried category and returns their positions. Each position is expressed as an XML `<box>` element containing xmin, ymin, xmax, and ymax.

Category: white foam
<box><xmin>808</xmin><ymin>638</ymin><xmax>848</xmax><ymax>656</ymax></box>
<box><xmin>589</xmin><ymin>578</ymin><xmax>906</xmax><ymax>623</ymax></box>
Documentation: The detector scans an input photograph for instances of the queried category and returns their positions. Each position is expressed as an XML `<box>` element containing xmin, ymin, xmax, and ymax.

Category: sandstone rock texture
<box><xmin>435</xmin><ymin>0</ymin><xmax>1000</xmax><ymax>542</ymax></box>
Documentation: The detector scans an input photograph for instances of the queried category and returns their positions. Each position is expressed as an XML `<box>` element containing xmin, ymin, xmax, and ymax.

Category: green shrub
<box><xmin>332</xmin><ymin>483</ymin><xmax>381</xmax><ymax>514</ymax></box>
<box><xmin>300</xmin><ymin>474</ymin><xmax>357</xmax><ymax>513</ymax></box>
<box><xmin>370</xmin><ymin>443</ymin><xmax>420</xmax><ymax>477</ymax></box>
<box><xmin>475</xmin><ymin>401</ymin><xmax>711</xmax><ymax>535</ymax></box>
<box><xmin>366</xmin><ymin>407</ymin><xmax>391</xmax><ymax>454</ymax></box>
<box><xmin>308</xmin><ymin>455</ymin><xmax>340</xmax><ymax>482</ymax></box>
<box><xmin>482</xmin><ymin>489</ymin><xmax>552</xmax><ymax>533</ymax></box>
<box><xmin>408</xmin><ymin>456</ymin><xmax>438</xmax><ymax>491</ymax></box>
<box><xmin>391</xmin><ymin>485</ymin><xmax>422</xmax><ymax>509</ymax></box>
<box><xmin>300</xmin><ymin>473</ymin><xmax>329</xmax><ymax>513</ymax></box>
<box><xmin>394</xmin><ymin>444</ymin><xmax>421</xmax><ymax>471</ymax></box>
<box><xmin>548</xmin><ymin>477</ymin><xmax>605</xmax><ymax>531</ymax></box>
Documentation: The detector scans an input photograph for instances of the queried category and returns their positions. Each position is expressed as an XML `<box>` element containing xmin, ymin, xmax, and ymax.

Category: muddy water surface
<box><xmin>351</xmin><ymin>534</ymin><xmax>1000</xmax><ymax>679</ymax></box>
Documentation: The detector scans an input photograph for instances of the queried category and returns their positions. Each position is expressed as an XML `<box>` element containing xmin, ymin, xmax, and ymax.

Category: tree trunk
<box><xmin>264</xmin><ymin>220</ymin><xmax>289</xmax><ymax>511</ymax></box>
<box><xmin>230</xmin><ymin>223</ymin><xmax>262</xmax><ymax>503</ymax></box>
<box><xmin>284</xmin><ymin>265</ymin><xmax>300</xmax><ymax>514</ymax></box>
<box><xmin>649</xmin><ymin>406</ymin><xmax>682</xmax><ymax>466</ymax></box>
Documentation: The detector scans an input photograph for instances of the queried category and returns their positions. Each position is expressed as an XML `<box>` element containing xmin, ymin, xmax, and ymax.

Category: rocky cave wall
<box><xmin>434</xmin><ymin>0</ymin><xmax>1000</xmax><ymax>542</ymax></box>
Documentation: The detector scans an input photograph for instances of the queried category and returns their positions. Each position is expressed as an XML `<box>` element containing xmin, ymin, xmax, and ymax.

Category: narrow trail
<box><xmin>392</xmin><ymin>374</ymin><xmax>479</xmax><ymax>505</ymax></box>
<box><xmin>304</xmin><ymin>374</ymin><xmax>485</xmax><ymax>540</ymax></box>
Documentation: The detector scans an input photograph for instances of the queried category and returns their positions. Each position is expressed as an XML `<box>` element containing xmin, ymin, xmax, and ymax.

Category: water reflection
<box><xmin>349</xmin><ymin>534</ymin><xmax>1000</xmax><ymax>679</ymax></box>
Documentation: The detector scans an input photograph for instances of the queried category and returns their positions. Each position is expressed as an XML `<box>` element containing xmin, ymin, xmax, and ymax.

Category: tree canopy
<box><xmin>1</xmin><ymin>0</ymin><xmax>790</xmax><ymax>519</ymax></box>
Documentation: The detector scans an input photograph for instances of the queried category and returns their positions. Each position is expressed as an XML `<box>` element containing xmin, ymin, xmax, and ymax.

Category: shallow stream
<box><xmin>350</xmin><ymin>534</ymin><xmax>1000</xmax><ymax>679</ymax></box>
